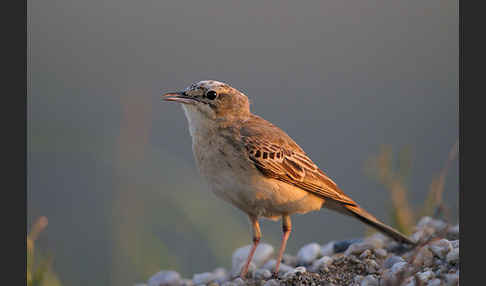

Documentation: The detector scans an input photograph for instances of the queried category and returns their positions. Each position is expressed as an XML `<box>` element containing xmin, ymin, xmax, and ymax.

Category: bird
<box><xmin>162</xmin><ymin>80</ymin><xmax>415</xmax><ymax>279</ymax></box>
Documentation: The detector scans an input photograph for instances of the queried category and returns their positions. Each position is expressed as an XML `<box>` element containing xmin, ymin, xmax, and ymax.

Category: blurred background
<box><xmin>27</xmin><ymin>1</ymin><xmax>458</xmax><ymax>285</ymax></box>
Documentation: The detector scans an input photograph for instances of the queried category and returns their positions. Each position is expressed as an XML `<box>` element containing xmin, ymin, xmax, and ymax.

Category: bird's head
<box><xmin>163</xmin><ymin>80</ymin><xmax>250</xmax><ymax>123</ymax></box>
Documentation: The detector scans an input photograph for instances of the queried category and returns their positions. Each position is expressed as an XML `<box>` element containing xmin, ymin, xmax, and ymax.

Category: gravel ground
<box><xmin>141</xmin><ymin>216</ymin><xmax>459</xmax><ymax>286</ymax></box>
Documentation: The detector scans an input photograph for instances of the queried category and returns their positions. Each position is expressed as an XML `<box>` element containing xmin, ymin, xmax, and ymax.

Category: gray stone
<box><xmin>416</xmin><ymin>270</ymin><xmax>434</xmax><ymax>283</ymax></box>
<box><xmin>359</xmin><ymin>249</ymin><xmax>372</xmax><ymax>259</ymax></box>
<box><xmin>390</xmin><ymin>261</ymin><xmax>408</xmax><ymax>275</ymax></box>
<box><xmin>383</xmin><ymin>255</ymin><xmax>405</xmax><ymax>269</ymax></box>
<box><xmin>320</xmin><ymin>241</ymin><xmax>335</xmax><ymax>257</ymax></box>
<box><xmin>410</xmin><ymin>227</ymin><xmax>435</xmax><ymax>244</ymax></box>
<box><xmin>353</xmin><ymin>275</ymin><xmax>364</xmax><ymax>284</ymax></box>
<box><xmin>192</xmin><ymin>272</ymin><xmax>216</xmax><ymax>285</ymax></box>
<box><xmin>282</xmin><ymin>254</ymin><xmax>298</xmax><ymax>267</ymax></box>
<box><xmin>231</xmin><ymin>243</ymin><xmax>274</xmax><ymax>271</ymax></box>
<box><xmin>446</xmin><ymin>248</ymin><xmax>459</xmax><ymax>264</ymax></box>
<box><xmin>263</xmin><ymin>279</ymin><xmax>281</xmax><ymax>286</ymax></box>
<box><xmin>230</xmin><ymin>261</ymin><xmax>255</xmax><ymax>279</ymax></box>
<box><xmin>344</xmin><ymin>241</ymin><xmax>376</xmax><ymax>256</ymax></box>
<box><xmin>253</xmin><ymin>269</ymin><xmax>272</xmax><ymax>280</ymax></box>
<box><xmin>181</xmin><ymin>280</ymin><xmax>194</xmax><ymax>286</ymax></box>
<box><xmin>427</xmin><ymin>278</ymin><xmax>442</xmax><ymax>286</ymax></box>
<box><xmin>282</xmin><ymin>266</ymin><xmax>306</xmax><ymax>279</ymax></box>
<box><xmin>364</xmin><ymin>259</ymin><xmax>380</xmax><ymax>273</ymax></box>
<box><xmin>417</xmin><ymin>216</ymin><xmax>447</xmax><ymax>232</ymax></box>
<box><xmin>297</xmin><ymin>243</ymin><xmax>321</xmax><ymax>265</ymax></box>
<box><xmin>450</xmin><ymin>240</ymin><xmax>459</xmax><ymax>249</ymax></box>
<box><xmin>413</xmin><ymin>247</ymin><xmax>434</xmax><ymax>268</ymax></box>
<box><xmin>447</xmin><ymin>224</ymin><xmax>459</xmax><ymax>240</ymax></box>
<box><xmin>262</xmin><ymin>259</ymin><xmax>293</xmax><ymax>274</ymax></box>
<box><xmin>428</xmin><ymin>239</ymin><xmax>453</xmax><ymax>259</ymax></box>
<box><xmin>148</xmin><ymin>270</ymin><xmax>182</xmax><ymax>286</ymax></box>
<box><xmin>374</xmin><ymin>248</ymin><xmax>387</xmax><ymax>258</ymax></box>
<box><xmin>360</xmin><ymin>275</ymin><xmax>379</xmax><ymax>286</ymax></box>
<box><xmin>445</xmin><ymin>273</ymin><xmax>459</xmax><ymax>286</ymax></box>
<box><xmin>212</xmin><ymin>268</ymin><xmax>228</xmax><ymax>283</ymax></box>
<box><xmin>333</xmin><ymin>239</ymin><xmax>363</xmax><ymax>253</ymax></box>
<box><xmin>364</xmin><ymin>233</ymin><xmax>388</xmax><ymax>249</ymax></box>
<box><xmin>402</xmin><ymin>276</ymin><xmax>416</xmax><ymax>286</ymax></box>
<box><xmin>309</xmin><ymin>256</ymin><xmax>333</xmax><ymax>272</ymax></box>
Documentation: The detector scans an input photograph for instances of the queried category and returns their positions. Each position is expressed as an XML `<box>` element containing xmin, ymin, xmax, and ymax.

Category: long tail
<box><xmin>324</xmin><ymin>200</ymin><xmax>415</xmax><ymax>245</ymax></box>
<box><xmin>343</xmin><ymin>204</ymin><xmax>416</xmax><ymax>245</ymax></box>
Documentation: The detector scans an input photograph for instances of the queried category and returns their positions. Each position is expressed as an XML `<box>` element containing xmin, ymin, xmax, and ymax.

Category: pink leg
<box><xmin>240</xmin><ymin>217</ymin><xmax>261</xmax><ymax>279</ymax></box>
<box><xmin>274</xmin><ymin>215</ymin><xmax>292</xmax><ymax>277</ymax></box>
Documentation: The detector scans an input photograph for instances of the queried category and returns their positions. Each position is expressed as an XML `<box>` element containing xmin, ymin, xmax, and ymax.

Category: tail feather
<box><xmin>343</xmin><ymin>204</ymin><xmax>416</xmax><ymax>245</ymax></box>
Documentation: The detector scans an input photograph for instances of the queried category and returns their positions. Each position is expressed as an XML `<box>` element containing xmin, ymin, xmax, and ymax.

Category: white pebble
<box><xmin>427</xmin><ymin>278</ymin><xmax>442</xmax><ymax>286</ymax></box>
<box><xmin>192</xmin><ymin>272</ymin><xmax>216</xmax><ymax>285</ymax></box>
<box><xmin>297</xmin><ymin>243</ymin><xmax>321</xmax><ymax>265</ymax></box>
<box><xmin>262</xmin><ymin>259</ymin><xmax>293</xmax><ymax>274</ymax></box>
<box><xmin>320</xmin><ymin>241</ymin><xmax>335</xmax><ymax>257</ymax></box>
<box><xmin>309</xmin><ymin>256</ymin><xmax>333</xmax><ymax>272</ymax></box>
<box><xmin>253</xmin><ymin>269</ymin><xmax>272</xmax><ymax>280</ymax></box>
<box><xmin>416</xmin><ymin>270</ymin><xmax>434</xmax><ymax>283</ymax></box>
<box><xmin>428</xmin><ymin>239</ymin><xmax>453</xmax><ymax>259</ymax></box>
<box><xmin>231</xmin><ymin>243</ymin><xmax>274</xmax><ymax>271</ymax></box>
<box><xmin>263</xmin><ymin>279</ymin><xmax>281</xmax><ymax>286</ymax></box>
<box><xmin>148</xmin><ymin>270</ymin><xmax>182</xmax><ymax>286</ymax></box>
<box><xmin>360</xmin><ymin>275</ymin><xmax>379</xmax><ymax>286</ymax></box>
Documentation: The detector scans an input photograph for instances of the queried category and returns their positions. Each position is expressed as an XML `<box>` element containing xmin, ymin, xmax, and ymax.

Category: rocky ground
<box><xmin>138</xmin><ymin>216</ymin><xmax>459</xmax><ymax>286</ymax></box>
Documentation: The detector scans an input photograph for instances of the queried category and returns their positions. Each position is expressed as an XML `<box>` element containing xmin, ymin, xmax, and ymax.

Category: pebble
<box><xmin>416</xmin><ymin>270</ymin><xmax>434</xmax><ymax>283</ymax></box>
<box><xmin>447</xmin><ymin>224</ymin><xmax>459</xmax><ymax>240</ymax></box>
<box><xmin>263</xmin><ymin>279</ymin><xmax>281</xmax><ymax>286</ymax></box>
<box><xmin>262</xmin><ymin>259</ymin><xmax>293</xmax><ymax>274</ymax></box>
<box><xmin>281</xmin><ymin>254</ymin><xmax>298</xmax><ymax>267</ymax></box>
<box><xmin>390</xmin><ymin>261</ymin><xmax>408</xmax><ymax>275</ymax></box>
<box><xmin>333</xmin><ymin>239</ymin><xmax>363</xmax><ymax>253</ymax></box>
<box><xmin>428</xmin><ymin>239</ymin><xmax>453</xmax><ymax>259</ymax></box>
<box><xmin>360</xmin><ymin>275</ymin><xmax>379</xmax><ymax>286</ymax></box>
<box><xmin>181</xmin><ymin>280</ymin><xmax>193</xmax><ymax>286</ymax></box>
<box><xmin>231</xmin><ymin>243</ymin><xmax>274</xmax><ymax>271</ymax></box>
<box><xmin>445</xmin><ymin>273</ymin><xmax>459</xmax><ymax>286</ymax></box>
<box><xmin>383</xmin><ymin>255</ymin><xmax>405</xmax><ymax>269</ymax></box>
<box><xmin>296</xmin><ymin>243</ymin><xmax>321</xmax><ymax>265</ymax></box>
<box><xmin>374</xmin><ymin>248</ymin><xmax>387</xmax><ymax>258</ymax></box>
<box><xmin>417</xmin><ymin>216</ymin><xmax>448</xmax><ymax>232</ymax></box>
<box><xmin>365</xmin><ymin>259</ymin><xmax>380</xmax><ymax>273</ymax></box>
<box><xmin>427</xmin><ymin>278</ymin><xmax>442</xmax><ymax>286</ymax></box>
<box><xmin>230</xmin><ymin>261</ymin><xmax>255</xmax><ymax>279</ymax></box>
<box><xmin>413</xmin><ymin>246</ymin><xmax>434</xmax><ymax>268</ymax></box>
<box><xmin>192</xmin><ymin>272</ymin><xmax>216</xmax><ymax>285</ymax></box>
<box><xmin>446</xmin><ymin>248</ymin><xmax>459</xmax><ymax>264</ymax></box>
<box><xmin>212</xmin><ymin>268</ymin><xmax>228</xmax><ymax>283</ymax></box>
<box><xmin>359</xmin><ymin>249</ymin><xmax>372</xmax><ymax>259</ymax></box>
<box><xmin>282</xmin><ymin>266</ymin><xmax>306</xmax><ymax>279</ymax></box>
<box><xmin>253</xmin><ymin>269</ymin><xmax>272</xmax><ymax>280</ymax></box>
<box><xmin>148</xmin><ymin>270</ymin><xmax>182</xmax><ymax>286</ymax></box>
<box><xmin>410</xmin><ymin>227</ymin><xmax>435</xmax><ymax>244</ymax></box>
<box><xmin>320</xmin><ymin>241</ymin><xmax>335</xmax><ymax>257</ymax></box>
<box><xmin>344</xmin><ymin>241</ymin><xmax>376</xmax><ymax>256</ymax></box>
<box><xmin>402</xmin><ymin>276</ymin><xmax>416</xmax><ymax>286</ymax></box>
<box><xmin>309</xmin><ymin>256</ymin><xmax>333</xmax><ymax>272</ymax></box>
<box><xmin>450</xmin><ymin>240</ymin><xmax>459</xmax><ymax>249</ymax></box>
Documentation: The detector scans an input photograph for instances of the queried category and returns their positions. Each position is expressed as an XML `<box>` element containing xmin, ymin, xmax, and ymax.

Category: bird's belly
<box><xmin>191</xmin><ymin>134</ymin><xmax>324</xmax><ymax>219</ymax></box>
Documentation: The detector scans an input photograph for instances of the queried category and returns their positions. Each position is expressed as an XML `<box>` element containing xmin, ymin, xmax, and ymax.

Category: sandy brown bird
<box><xmin>163</xmin><ymin>80</ymin><xmax>415</xmax><ymax>279</ymax></box>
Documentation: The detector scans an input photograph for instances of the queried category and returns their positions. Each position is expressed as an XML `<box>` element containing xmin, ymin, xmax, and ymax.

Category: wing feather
<box><xmin>241</xmin><ymin>115</ymin><xmax>357</xmax><ymax>206</ymax></box>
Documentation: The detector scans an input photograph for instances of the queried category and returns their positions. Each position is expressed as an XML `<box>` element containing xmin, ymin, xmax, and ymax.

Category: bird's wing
<box><xmin>240</xmin><ymin>115</ymin><xmax>357</xmax><ymax>206</ymax></box>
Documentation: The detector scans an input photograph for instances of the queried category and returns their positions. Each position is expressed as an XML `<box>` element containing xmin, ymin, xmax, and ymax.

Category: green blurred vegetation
<box><xmin>364</xmin><ymin>142</ymin><xmax>458</xmax><ymax>235</ymax></box>
<box><xmin>27</xmin><ymin>217</ymin><xmax>62</xmax><ymax>286</ymax></box>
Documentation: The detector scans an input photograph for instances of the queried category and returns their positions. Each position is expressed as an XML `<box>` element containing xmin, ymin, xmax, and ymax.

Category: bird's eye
<box><xmin>206</xmin><ymin>90</ymin><xmax>218</xmax><ymax>100</ymax></box>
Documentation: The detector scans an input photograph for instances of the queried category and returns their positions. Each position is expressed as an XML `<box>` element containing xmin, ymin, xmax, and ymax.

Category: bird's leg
<box><xmin>274</xmin><ymin>215</ymin><xmax>292</xmax><ymax>277</ymax></box>
<box><xmin>240</xmin><ymin>216</ymin><xmax>261</xmax><ymax>279</ymax></box>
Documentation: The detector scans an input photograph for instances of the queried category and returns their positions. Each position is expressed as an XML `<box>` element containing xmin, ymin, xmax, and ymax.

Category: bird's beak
<box><xmin>162</xmin><ymin>91</ymin><xmax>198</xmax><ymax>105</ymax></box>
